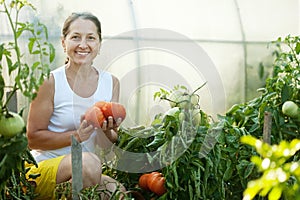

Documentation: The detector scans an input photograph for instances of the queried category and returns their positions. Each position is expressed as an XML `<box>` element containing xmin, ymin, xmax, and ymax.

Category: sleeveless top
<box><xmin>31</xmin><ymin>65</ymin><xmax>113</xmax><ymax>163</ymax></box>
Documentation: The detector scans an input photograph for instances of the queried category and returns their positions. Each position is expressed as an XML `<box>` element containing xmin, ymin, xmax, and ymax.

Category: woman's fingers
<box><xmin>77</xmin><ymin>120</ymin><xmax>95</xmax><ymax>141</ymax></box>
<box><xmin>115</xmin><ymin>117</ymin><xmax>122</xmax><ymax>127</ymax></box>
<box><xmin>101</xmin><ymin>116</ymin><xmax>123</xmax><ymax>131</ymax></box>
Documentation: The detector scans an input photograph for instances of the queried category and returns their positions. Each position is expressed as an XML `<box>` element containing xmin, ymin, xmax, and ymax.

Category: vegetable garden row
<box><xmin>106</xmin><ymin>35</ymin><xmax>300</xmax><ymax>200</ymax></box>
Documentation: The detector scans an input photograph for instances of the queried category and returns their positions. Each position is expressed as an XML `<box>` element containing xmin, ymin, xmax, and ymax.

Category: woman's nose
<box><xmin>79</xmin><ymin>39</ymin><xmax>88</xmax><ymax>48</ymax></box>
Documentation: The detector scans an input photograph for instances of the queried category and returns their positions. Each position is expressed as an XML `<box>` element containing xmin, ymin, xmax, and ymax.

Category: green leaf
<box><xmin>28</xmin><ymin>38</ymin><xmax>35</xmax><ymax>53</ymax></box>
<box><xmin>295</xmin><ymin>42</ymin><xmax>300</xmax><ymax>54</ymax></box>
<box><xmin>0</xmin><ymin>43</ymin><xmax>4</xmax><ymax>61</ymax></box>
<box><xmin>0</xmin><ymin>75</ymin><xmax>5</xmax><ymax>101</ymax></box>
<box><xmin>223</xmin><ymin>159</ymin><xmax>233</xmax><ymax>181</ymax></box>
<box><xmin>268</xmin><ymin>185</ymin><xmax>282</xmax><ymax>200</ymax></box>
<box><xmin>9</xmin><ymin>62</ymin><xmax>19</xmax><ymax>75</ymax></box>
<box><xmin>258</xmin><ymin>62</ymin><xmax>265</xmax><ymax>79</ymax></box>
<box><xmin>241</xmin><ymin>135</ymin><xmax>261</xmax><ymax>148</ymax></box>
<box><xmin>244</xmin><ymin>162</ymin><xmax>255</xmax><ymax>178</ymax></box>
<box><xmin>281</xmin><ymin>83</ymin><xmax>291</xmax><ymax>102</ymax></box>
<box><xmin>5</xmin><ymin>54</ymin><xmax>12</xmax><ymax>68</ymax></box>
<box><xmin>31</xmin><ymin>61</ymin><xmax>40</xmax><ymax>70</ymax></box>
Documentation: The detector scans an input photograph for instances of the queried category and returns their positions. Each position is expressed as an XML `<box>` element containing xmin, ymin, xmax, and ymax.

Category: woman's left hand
<box><xmin>101</xmin><ymin>116</ymin><xmax>123</xmax><ymax>131</ymax></box>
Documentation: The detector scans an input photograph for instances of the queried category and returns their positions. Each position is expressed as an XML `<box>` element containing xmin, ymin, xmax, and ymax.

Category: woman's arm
<box><xmin>111</xmin><ymin>75</ymin><xmax>120</xmax><ymax>102</ymax></box>
<box><xmin>26</xmin><ymin>75</ymin><xmax>91</xmax><ymax>150</ymax></box>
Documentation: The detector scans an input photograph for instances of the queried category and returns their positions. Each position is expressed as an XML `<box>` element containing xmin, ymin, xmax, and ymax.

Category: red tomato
<box><xmin>147</xmin><ymin>172</ymin><xmax>167</xmax><ymax>196</ymax></box>
<box><xmin>94</xmin><ymin>101</ymin><xmax>126</xmax><ymax>121</ymax></box>
<box><xmin>111</xmin><ymin>102</ymin><xmax>126</xmax><ymax>120</ymax></box>
<box><xmin>94</xmin><ymin>101</ymin><xmax>107</xmax><ymax>111</ymax></box>
<box><xmin>84</xmin><ymin>106</ymin><xmax>105</xmax><ymax>128</ymax></box>
<box><xmin>138</xmin><ymin>173</ymin><xmax>150</xmax><ymax>191</ymax></box>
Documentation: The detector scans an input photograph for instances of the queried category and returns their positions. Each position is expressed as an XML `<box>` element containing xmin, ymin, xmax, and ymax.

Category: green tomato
<box><xmin>179</xmin><ymin>112</ymin><xmax>186</xmax><ymax>122</ymax></box>
<box><xmin>0</xmin><ymin>112</ymin><xmax>25</xmax><ymax>138</ymax></box>
<box><xmin>192</xmin><ymin>109</ymin><xmax>201</xmax><ymax>126</ymax></box>
<box><xmin>282</xmin><ymin>101</ymin><xmax>300</xmax><ymax>118</ymax></box>
<box><xmin>169</xmin><ymin>91</ymin><xmax>183</xmax><ymax>108</ymax></box>
<box><xmin>190</xmin><ymin>94</ymin><xmax>199</xmax><ymax>106</ymax></box>
<box><xmin>178</xmin><ymin>95</ymin><xmax>191</xmax><ymax>109</ymax></box>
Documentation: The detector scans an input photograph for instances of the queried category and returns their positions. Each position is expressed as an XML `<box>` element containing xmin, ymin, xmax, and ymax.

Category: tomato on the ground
<box><xmin>146</xmin><ymin>172</ymin><xmax>167</xmax><ymax>196</ymax></box>
<box><xmin>138</xmin><ymin>173</ymin><xmax>150</xmax><ymax>191</ymax></box>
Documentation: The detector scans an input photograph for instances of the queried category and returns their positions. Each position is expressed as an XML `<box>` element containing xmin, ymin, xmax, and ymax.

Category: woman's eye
<box><xmin>88</xmin><ymin>36</ymin><xmax>96</xmax><ymax>40</ymax></box>
<box><xmin>71</xmin><ymin>36</ymin><xmax>80</xmax><ymax>40</ymax></box>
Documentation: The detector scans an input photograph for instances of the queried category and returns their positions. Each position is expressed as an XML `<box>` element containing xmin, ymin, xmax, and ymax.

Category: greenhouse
<box><xmin>0</xmin><ymin>0</ymin><xmax>299</xmax><ymax>199</ymax></box>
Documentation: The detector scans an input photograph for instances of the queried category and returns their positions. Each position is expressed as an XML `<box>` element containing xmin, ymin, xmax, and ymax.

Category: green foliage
<box><xmin>102</xmin><ymin>34</ymin><xmax>300</xmax><ymax>200</ymax></box>
<box><xmin>0</xmin><ymin>133</ymin><xmax>38</xmax><ymax>199</ymax></box>
<box><xmin>0</xmin><ymin>0</ymin><xmax>54</xmax><ymax>198</ymax></box>
<box><xmin>0</xmin><ymin>0</ymin><xmax>55</xmax><ymax>113</ymax></box>
<box><xmin>241</xmin><ymin>135</ymin><xmax>300</xmax><ymax>200</ymax></box>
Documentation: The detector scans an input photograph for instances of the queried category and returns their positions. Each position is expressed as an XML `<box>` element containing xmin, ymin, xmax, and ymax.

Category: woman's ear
<box><xmin>61</xmin><ymin>36</ymin><xmax>66</xmax><ymax>52</ymax></box>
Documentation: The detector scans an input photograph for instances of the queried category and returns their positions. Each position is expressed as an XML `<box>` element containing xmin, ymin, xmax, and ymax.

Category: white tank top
<box><xmin>31</xmin><ymin>65</ymin><xmax>113</xmax><ymax>162</ymax></box>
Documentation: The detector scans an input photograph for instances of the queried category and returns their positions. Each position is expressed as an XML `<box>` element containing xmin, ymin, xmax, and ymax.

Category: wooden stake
<box><xmin>71</xmin><ymin>135</ymin><xmax>82</xmax><ymax>199</ymax></box>
<box><xmin>263</xmin><ymin>111</ymin><xmax>272</xmax><ymax>144</ymax></box>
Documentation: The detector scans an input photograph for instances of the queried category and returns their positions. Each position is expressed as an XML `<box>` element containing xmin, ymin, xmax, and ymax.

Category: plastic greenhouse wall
<box><xmin>1</xmin><ymin>0</ymin><xmax>299</xmax><ymax>126</ymax></box>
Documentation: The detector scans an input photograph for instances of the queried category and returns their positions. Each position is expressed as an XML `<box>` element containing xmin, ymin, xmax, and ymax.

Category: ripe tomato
<box><xmin>0</xmin><ymin>112</ymin><xmax>25</xmax><ymax>138</ymax></box>
<box><xmin>94</xmin><ymin>101</ymin><xmax>126</xmax><ymax>121</ymax></box>
<box><xmin>84</xmin><ymin>106</ymin><xmax>105</xmax><ymax>128</ymax></box>
<box><xmin>94</xmin><ymin>101</ymin><xmax>107</xmax><ymax>111</ymax></box>
<box><xmin>147</xmin><ymin>172</ymin><xmax>167</xmax><ymax>196</ymax></box>
<box><xmin>138</xmin><ymin>173</ymin><xmax>150</xmax><ymax>191</ymax></box>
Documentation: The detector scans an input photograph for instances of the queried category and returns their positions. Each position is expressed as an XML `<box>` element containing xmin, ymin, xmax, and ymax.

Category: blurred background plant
<box><xmin>241</xmin><ymin>135</ymin><xmax>300</xmax><ymax>200</ymax></box>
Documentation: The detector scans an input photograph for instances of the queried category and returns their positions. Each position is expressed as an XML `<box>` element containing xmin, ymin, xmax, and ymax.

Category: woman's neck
<box><xmin>65</xmin><ymin>62</ymin><xmax>96</xmax><ymax>79</ymax></box>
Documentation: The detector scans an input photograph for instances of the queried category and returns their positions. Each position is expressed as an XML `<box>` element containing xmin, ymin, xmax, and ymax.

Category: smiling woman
<box><xmin>62</xmin><ymin>19</ymin><xmax>101</xmax><ymax>66</ymax></box>
<box><xmin>25</xmin><ymin>12</ymin><xmax>125</xmax><ymax>199</ymax></box>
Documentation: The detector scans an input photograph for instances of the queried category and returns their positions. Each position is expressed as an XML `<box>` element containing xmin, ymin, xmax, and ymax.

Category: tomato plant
<box><xmin>0</xmin><ymin>0</ymin><xmax>54</xmax><ymax>198</ymax></box>
<box><xmin>102</xmin><ymin>35</ymin><xmax>300</xmax><ymax>200</ymax></box>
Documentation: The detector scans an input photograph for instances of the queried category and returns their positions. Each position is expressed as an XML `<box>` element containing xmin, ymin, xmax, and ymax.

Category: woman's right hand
<box><xmin>75</xmin><ymin>116</ymin><xmax>95</xmax><ymax>142</ymax></box>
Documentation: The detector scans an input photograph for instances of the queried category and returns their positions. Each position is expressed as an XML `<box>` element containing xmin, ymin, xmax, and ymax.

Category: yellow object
<box><xmin>25</xmin><ymin>156</ymin><xmax>65</xmax><ymax>200</ymax></box>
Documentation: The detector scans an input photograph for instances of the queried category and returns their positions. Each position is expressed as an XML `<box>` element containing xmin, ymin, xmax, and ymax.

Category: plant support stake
<box><xmin>263</xmin><ymin>111</ymin><xmax>272</xmax><ymax>144</ymax></box>
<box><xmin>71</xmin><ymin>135</ymin><xmax>82</xmax><ymax>199</ymax></box>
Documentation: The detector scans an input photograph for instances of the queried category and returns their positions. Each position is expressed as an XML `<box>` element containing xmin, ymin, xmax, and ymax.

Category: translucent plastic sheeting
<box><xmin>1</xmin><ymin>0</ymin><xmax>299</xmax><ymax>125</ymax></box>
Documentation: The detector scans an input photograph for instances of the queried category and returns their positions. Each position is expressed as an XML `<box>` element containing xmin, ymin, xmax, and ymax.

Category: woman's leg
<box><xmin>56</xmin><ymin>152</ymin><xmax>125</xmax><ymax>196</ymax></box>
<box><xmin>56</xmin><ymin>152</ymin><xmax>101</xmax><ymax>187</ymax></box>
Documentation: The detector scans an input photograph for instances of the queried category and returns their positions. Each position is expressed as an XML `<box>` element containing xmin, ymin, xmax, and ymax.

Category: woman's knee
<box><xmin>81</xmin><ymin>152</ymin><xmax>102</xmax><ymax>185</ymax></box>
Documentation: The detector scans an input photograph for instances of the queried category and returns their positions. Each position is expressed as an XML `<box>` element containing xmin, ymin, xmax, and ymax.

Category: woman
<box><xmin>26</xmin><ymin>12</ymin><xmax>125</xmax><ymax>199</ymax></box>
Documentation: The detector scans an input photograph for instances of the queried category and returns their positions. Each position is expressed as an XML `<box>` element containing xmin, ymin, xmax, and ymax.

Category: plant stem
<box><xmin>191</xmin><ymin>81</ymin><xmax>207</xmax><ymax>95</ymax></box>
<box><xmin>2</xmin><ymin>1</ymin><xmax>21</xmax><ymax>110</ymax></box>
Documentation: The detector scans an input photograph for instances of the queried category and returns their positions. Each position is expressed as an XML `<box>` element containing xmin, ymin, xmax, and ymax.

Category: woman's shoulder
<box><xmin>51</xmin><ymin>65</ymin><xmax>66</xmax><ymax>75</ymax></box>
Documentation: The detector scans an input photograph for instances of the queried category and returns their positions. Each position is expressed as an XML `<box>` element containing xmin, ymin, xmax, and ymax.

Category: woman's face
<box><xmin>62</xmin><ymin>18</ymin><xmax>101</xmax><ymax>66</ymax></box>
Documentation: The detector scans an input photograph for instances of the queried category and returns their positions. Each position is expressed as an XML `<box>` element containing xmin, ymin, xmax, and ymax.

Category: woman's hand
<box><xmin>75</xmin><ymin>116</ymin><xmax>95</xmax><ymax>143</ymax></box>
<box><xmin>101</xmin><ymin>116</ymin><xmax>122</xmax><ymax>131</ymax></box>
<box><xmin>101</xmin><ymin>116</ymin><xmax>123</xmax><ymax>143</ymax></box>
